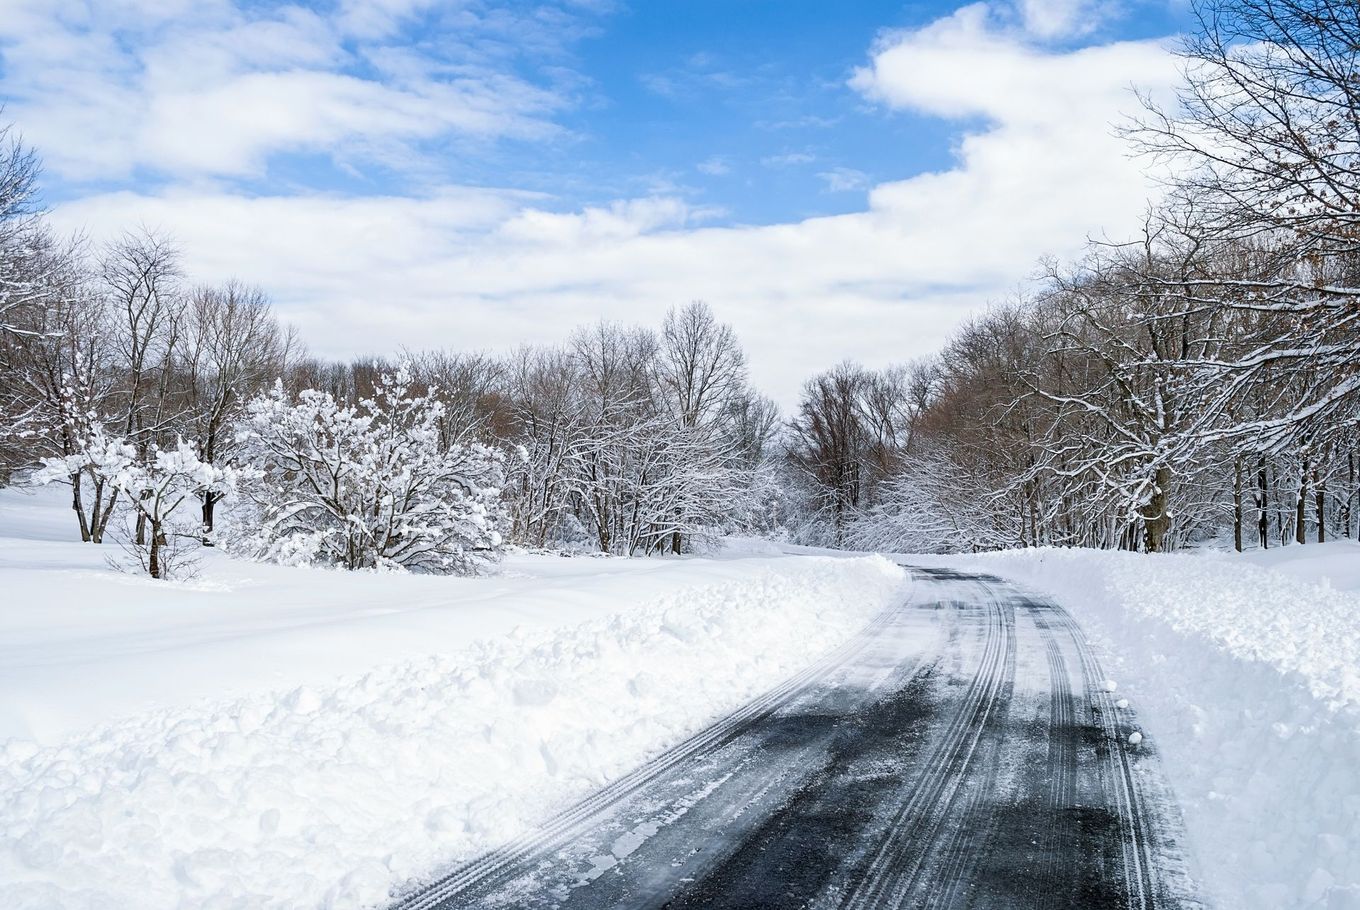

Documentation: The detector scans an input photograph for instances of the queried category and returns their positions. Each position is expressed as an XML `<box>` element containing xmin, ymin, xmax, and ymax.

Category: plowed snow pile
<box><xmin>0</xmin><ymin>487</ymin><xmax>905</xmax><ymax>910</ymax></box>
<box><xmin>949</xmin><ymin>543</ymin><xmax>1360</xmax><ymax>910</ymax></box>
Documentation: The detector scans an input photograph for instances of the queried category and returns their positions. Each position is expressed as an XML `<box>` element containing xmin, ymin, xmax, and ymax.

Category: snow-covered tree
<box><xmin>652</xmin><ymin>301</ymin><xmax>750</xmax><ymax>552</ymax></box>
<box><xmin>235</xmin><ymin>367</ymin><xmax>506</xmax><ymax>573</ymax></box>
<box><xmin>119</xmin><ymin>439</ymin><xmax>237</xmax><ymax>578</ymax></box>
<box><xmin>850</xmin><ymin>445</ymin><xmax>1005</xmax><ymax>554</ymax></box>
<box><xmin>1131</xmin><ymin>0</ymin><xmax>1360</xmax><ymax>459</ymax></box>
<box><xmin>36</xmin><ymin>430</ymin><xmax>234</xmax><ymax>577</ymax></box>
<box><xmin>34</xmin><ymin>422</ymin><xmax>134</xmax><ymax>544</ymax></box>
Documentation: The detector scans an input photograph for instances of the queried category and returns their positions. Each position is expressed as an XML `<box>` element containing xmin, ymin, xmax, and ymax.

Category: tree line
<box><xmin>0</xmin><ymin>137</ymin><xmax>777</xmax><ymax>575</ymax></box>
<box><xmin>788</xmin><ymin>0</ymin><xmax>1360</xmax><ymax>554</ymax></box>
<box><xmin>2</xmin><ymin>0</ymin><xmax>1357</xmax><ymax>573</ymax></box>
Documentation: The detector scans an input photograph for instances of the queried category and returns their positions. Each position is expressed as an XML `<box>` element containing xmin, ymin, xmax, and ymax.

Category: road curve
<box><xmin>391</xmin><ymin>566</ymin><xmax>1203</xmax><ymax>910</ymax></box>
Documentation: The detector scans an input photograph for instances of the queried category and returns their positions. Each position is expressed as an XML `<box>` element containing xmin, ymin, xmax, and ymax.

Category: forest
<box><xmin>1</xmin><ymin>0</ymin><xmax>1357</xmax><ymax>576</ymax></box>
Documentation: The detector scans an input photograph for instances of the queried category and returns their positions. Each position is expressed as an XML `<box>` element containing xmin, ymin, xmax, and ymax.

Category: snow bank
<box><xmin>942</xmin><ymin>544</ymin><xmax>1360</xmax><ymax>910</ymax></box>
<box><xmin>0</xmin><ymin>485</ymin><xmax>905</xmax><ymax>910</ymax></box>
<box><xmin>0</xmin><ymin>486</ymin><xmax>889</xmax><ymax>746</ymax></box>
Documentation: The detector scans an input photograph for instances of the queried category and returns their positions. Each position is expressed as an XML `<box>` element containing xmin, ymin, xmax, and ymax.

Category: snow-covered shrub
<box><xmin>122</xmin><ymin>438</ymin><xmax>238</xmax><ymax>578</ymax></box>
<box><xmin>233</xmin><ymin>367</ymin><xmax>506</xmax><ymax>574</ymax></box>
<box><xmin>37</xmin><ymin>428</ymin><xmax>237</xmax><ymax>578</ymax></box>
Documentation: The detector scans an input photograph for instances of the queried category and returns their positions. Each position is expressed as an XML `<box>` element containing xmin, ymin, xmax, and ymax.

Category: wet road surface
<box><xmin>392</xmin><ymin>567</ymin><xmax>1202</xmax><ymax>910</ymax></box>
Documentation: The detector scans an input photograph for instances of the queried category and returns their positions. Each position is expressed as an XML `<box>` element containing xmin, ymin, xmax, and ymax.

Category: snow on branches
<box><xmin>37</xmin><ymin>427</ymin><xmax>237</xmax><ymax>578</ymax></box>
<box><xmin>234</xmin><ymin>367</ymin><xmax>506</xmax><ymax>574</ymax></box>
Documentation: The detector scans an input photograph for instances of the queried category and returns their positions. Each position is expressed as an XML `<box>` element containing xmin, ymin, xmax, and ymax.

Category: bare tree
<box><xmin>500</xmin><ymin>345</ymin><xmax>586</xmax><ymax>548</ymax></box>
<box><xmin>653</xmin><ymin>302</ymin><xmax>748</xmax><ymax>551</ymax></box>
<box><xmin>101</xmin><ymin>229</ymin><xmax>185</xmax><ymax>543</ymax></box>
<box><xmin>103</xmin><ymin>229</ymin><xmax>184</xmax><ymax>436</ymax></box>
<box><xmin>786</xmin><ymin>362</ymin><xmax>873</xmax><ymax>546</ymax></box>
<box><xmin>177</xmin><ymin>281</ymin><xmax>295</xmax><ymax>540</ymax></box>
<box><xmin>405</xmin><ymin>348</ymin><xmax>507</xmax><ymax>449</ymax></box>
<box><xmin>1130</xmin><ymin>0</ymin><xmax>1360</xmax><ymax>453</ymax></box>
<box><xmin>0</xmin><ymin>120</ymin><xmax>44</xmax><ymax>341</ymax></box>
<box><xmin>655</xmin><ymin>302</ymin><xmax>747</xmax><ymax>428</ymax></box>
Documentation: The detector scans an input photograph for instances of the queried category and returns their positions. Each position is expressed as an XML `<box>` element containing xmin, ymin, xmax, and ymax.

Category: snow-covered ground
<box><xmin>0</xmin><ymin>486</ymin><xmax>905</xmax><ymax>909</ymax></box>
<box><xmin>6</xmin><ymin>482</ymin><xmax>1358</xmax><ymax>910</ymax></box>
<box><xmin>933</xmin><ymin>541</ymin><xmax>1360</xmax><ymax>910</ymax></box>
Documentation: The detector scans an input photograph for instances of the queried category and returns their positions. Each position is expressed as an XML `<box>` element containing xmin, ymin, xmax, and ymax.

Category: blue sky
<box><xmin>563</xmin><ymin>0</ymin><xmax>1187</xmax><ymax>224</ymax></box>
<box><xmin>0</xmin><ymin>0</ymin><xmax>1190</xmax><ymax>404</ymax></box>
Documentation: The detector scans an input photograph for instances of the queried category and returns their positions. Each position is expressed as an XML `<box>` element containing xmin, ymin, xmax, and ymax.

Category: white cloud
<box><xmin>335</xmin><ymin>0</ymin><xmax>438</xmax><ymax>40</ymax></box>
<box><xmin>761</xmin><ymin>151</ymin><xmax>818</xmax><ymax>167</ymax></box>
<box><xmin>640</xmin><ymin>58</ymin><xmax>747</xmax><ymax>100</ymax></box>
<box><xmin>0</xmin><ymin>1</ymin><xmax>577</xmax><ymax>181</ymax></box>
<box><xmin>819</xmin><ymin>167</ymin><xmax>869</xmax><ymax>192</ymax></box>
<box><xmin>697</xmin><ymin>156</ymin><xmax>732</xmax><ymax>176</ymax></box>
<box><xmin>1018</xmin><ymin>0</ymin><xmax>1119</xmax><ymax>39</ymax></box>
<box><xmin>38</xmin><ymin>3</ymin><xmax>1181</xmax><ymax>408</ymax></box>
<box><xmin>850</xmin><ymin>4</ymin><xmax>1168</xmax><ymax>125</ymax></box>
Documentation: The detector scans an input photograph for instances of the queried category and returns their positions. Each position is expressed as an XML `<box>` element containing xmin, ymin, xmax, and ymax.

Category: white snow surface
<box><xmin>0</xmin><ymin>486</ymin><xmax>905</xmax><ymax>910</ymax></box>
<box><xmin>934</xmin><ymin>542</ymin><xmax>1360</xmax><ymax>910</ymax></box>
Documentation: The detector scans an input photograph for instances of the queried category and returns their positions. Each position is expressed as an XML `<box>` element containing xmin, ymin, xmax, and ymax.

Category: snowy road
<box><xmin>392</xmin><ymin>567</ymin><xmax>1202</xmax><ymax>910</ymax></box>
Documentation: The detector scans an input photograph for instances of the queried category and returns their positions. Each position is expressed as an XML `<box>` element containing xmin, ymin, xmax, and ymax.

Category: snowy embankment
<box><xmin>940</xmin><ymin>542</ymin><xmax>1360</xmax><ymax>910</ymax></box>
<box><xmin>0</xmin><ymin>486</ymin><xmax>905</xmax><ymax>910</ymax></box>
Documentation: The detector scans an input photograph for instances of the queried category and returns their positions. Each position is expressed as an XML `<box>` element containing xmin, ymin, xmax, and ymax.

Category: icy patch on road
<box><xmin>943</xmin><ymin>545</ymin><xmax>1360</xmax><ymax>910</ymax></box>
<box><xmin>0</xmin><ymin>555</ymin><xmax>903</xmax><ymax>910</ymax></box>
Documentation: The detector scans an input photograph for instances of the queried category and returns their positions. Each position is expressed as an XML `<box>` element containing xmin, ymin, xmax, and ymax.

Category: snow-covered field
<box><xmin>0</xmin><ymin>486</ymin><xmax>905</xmax><ymax>909</ymax></box>
<box><xmin>934</xmin><ymin>542</ymin><xmax>1360</xmax><ymax>910</ymax></box>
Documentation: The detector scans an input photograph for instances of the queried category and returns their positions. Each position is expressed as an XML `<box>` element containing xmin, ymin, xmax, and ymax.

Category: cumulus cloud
<box><xmin>850</xmin><ymin>3</ymin><xmax>1168</xmax><ymax>124</ymax></box>
<box><xmin>37</xmin><ymin>2</ymin><xmax>1181</xmax><ymax>407</ymax></box>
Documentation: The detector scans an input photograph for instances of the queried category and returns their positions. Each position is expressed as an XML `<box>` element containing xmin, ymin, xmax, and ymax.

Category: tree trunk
<box><xmin>1257</xmin><ymin>458</ymin><xmax>1269</xmax><ymax>549</ymax></box>
<box><xmin>1347</xmin><ymin>451</ymin><xmax>1356</xmax><ymax>540</ymax></box>
<box><xmin>90</xmin><ymin>477</ymin><xmax>104</xmax><ymax>543</ymax></box>
<box><xmin>1316</xmin><ymin>471</ymin><xmax>1326</xmax><ymax>544</ymax></box>
<box><xmin>1296</xmin><ymin>455</ymin><xmax>1308</xmax><ymax>545</ymax></box>
<box><xmin>70</xmin><ymin>473</ymin><xmax>92</xmax><ymax>542</ymax></box>
<box><xmin>92</xmin><ymin>484</ymin><xmax>118</xmax><ymax>544</ymax></box>
<box><xmin>670</xmin><ymin>531</ymin><xmax>681</xmax><ymax>555</ymax></box>
<box><xmin>201</xmin><ymin>492</ymin><xmax>218</xmax><ymax>546</ymax></box>
<box><xmin>1029</xmin><ymin>491</ymin><xmax>1040</xmax><ymax>548</ymax></box>
<box><xmin>1233</xmin><ymin>458</ymin><xmax>1243</xmax><ymax>552</ymax></box>
<box><xmin>1140</xmin><ymin>466</ymin><xmax>1171</xmax><ymax>553</ymax></box>
<box><xmin>148</xmin><ymin>521</ymin><xmax>165</xmax><ymax>579</ymax></box>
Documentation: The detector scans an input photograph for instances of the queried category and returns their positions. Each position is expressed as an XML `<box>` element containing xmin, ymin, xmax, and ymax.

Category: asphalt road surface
<box><xmin>393</xmin><ymin>566</ymin><xmax>1202</xmax><ymax>910</ymax></box>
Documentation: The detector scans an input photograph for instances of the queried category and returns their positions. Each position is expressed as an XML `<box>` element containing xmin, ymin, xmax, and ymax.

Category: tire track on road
<box><xmin>837</xmin><ymin>575</ymin><xmax>1015</xmax><ymax>910</ymax></box>
<box><xmin>1029</xmin><ymin>602</ymin><xmax>1081</xmax><ymax>910</ymax></box>
<box><xmin>1048</xmin><ymin>603</ymin><xmax>1158</xmax><ymax>910</ymax></box>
